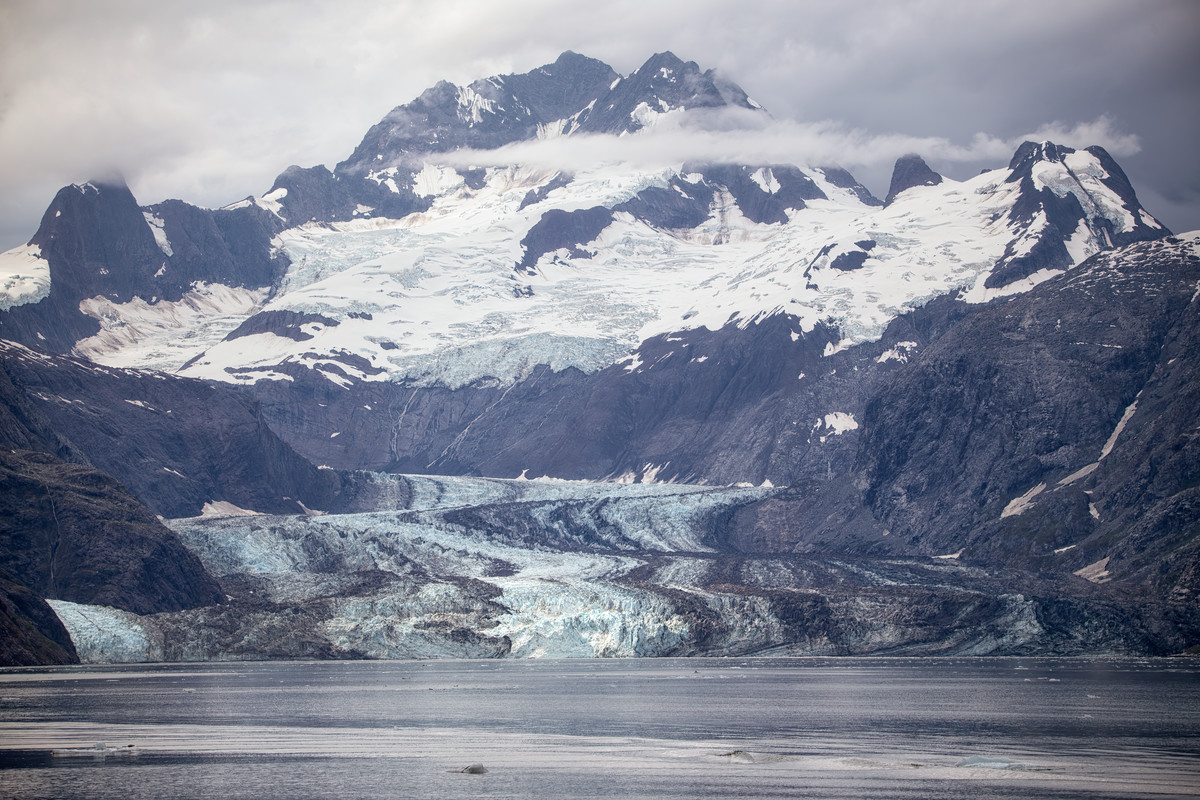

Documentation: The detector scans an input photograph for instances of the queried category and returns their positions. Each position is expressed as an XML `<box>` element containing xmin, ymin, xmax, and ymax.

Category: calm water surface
<box><xmin>1</xmin><ymin>657</ymin><xmax>1197</xmax><ymax>799</ymax></box>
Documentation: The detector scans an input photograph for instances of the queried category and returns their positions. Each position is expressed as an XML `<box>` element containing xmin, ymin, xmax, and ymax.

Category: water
<box><xmin>1</xmin><ymin>658</ymin><xmax>1197</xmax><ymax>799</ymax></box>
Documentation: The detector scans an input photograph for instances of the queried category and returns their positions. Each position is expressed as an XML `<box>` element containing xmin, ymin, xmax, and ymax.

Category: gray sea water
<box><xmin>1</xmin><ymin>657</ymin><xmax>1197</xmax><ymax>799</ymax></box>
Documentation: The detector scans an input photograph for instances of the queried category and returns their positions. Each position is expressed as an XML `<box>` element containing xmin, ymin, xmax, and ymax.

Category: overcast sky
<box><xmin>1</xmin><ymin>0</ymin><xmax>1197</xmax><ymax>250</ymax></box>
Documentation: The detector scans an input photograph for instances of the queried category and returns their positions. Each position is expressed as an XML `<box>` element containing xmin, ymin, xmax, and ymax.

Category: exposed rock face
<box><xmin>1</xmin><ymin>339</ymin><xmax>344</xmax><ymax>518</ymax></box>
<box><xmin>884</xmin><ymin>154</ymin><xmax>943</xmax><ymax>205</ymax></box>
<box><xmin>0</xmin><ymin>567</ymin><xmax>77</xmax><ymax>665</ymax></box>
<box><xmin>0</xmin><ymin>450</ymin><xmax>223</xmax><ymax>614</ymax></box>
<box><xmin>339</xmin><ymin>51</ymin><xmax>620</xmax><ymax>174</ymax></box>
<box><xmin>855</xmin><ymin>236</ymin><xmax>1200</xmax><ymax>586</ymax></box>
<box><xmin>0</xmin><ymin>349</ymin><xmax>227</xmax><ymax>664</ymax></box>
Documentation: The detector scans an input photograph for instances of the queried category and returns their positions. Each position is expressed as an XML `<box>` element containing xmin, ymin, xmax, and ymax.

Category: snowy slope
<box><xmin>165</xmin><ymin>144</ymin><xmax>1157</xmax><ymax>388</ymax></box>
<box><xmin>3</xmin><ymin>53</ymin><xmax>1169</xmax><ymax>391</ymax></box>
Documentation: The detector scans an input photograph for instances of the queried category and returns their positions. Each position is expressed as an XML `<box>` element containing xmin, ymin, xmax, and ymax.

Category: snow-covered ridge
<box><xmin>172</xmin><ymin>150</ymin><xmax>1126</xmax><ymax>389</ymax></box>
<box><xmin>73</xmin><ymin>283</ymin><xmax>269</xmax><ymax>373</ymax></box>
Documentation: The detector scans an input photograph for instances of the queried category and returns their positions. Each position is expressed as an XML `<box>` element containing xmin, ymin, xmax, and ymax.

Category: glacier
<box><xmin>46</xmin><ymin>473</ymin><xmax>1129</xmax><ymax>662</ymax></box>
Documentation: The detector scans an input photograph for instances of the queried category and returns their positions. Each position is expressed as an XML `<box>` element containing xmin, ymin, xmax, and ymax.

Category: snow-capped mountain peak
<box><xmin>0</xmin><ymin>54</ymin><xmax>1171</xmax><ymax>396</ymax></box>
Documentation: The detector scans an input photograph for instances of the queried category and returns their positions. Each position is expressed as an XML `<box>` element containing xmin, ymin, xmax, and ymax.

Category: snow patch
<box><xmin>1001</xmin><ymin>482</ymin><xmax>1046</xmax><ymax>518</ymax></box>
<box><xmin>412</xmin><ymin>164</ymin><xmax>465</xmax><ymax>198</ymax></box>
<box><xmin>876</xmin><ymin>341</ymin><xmax>919</xmax><ymax>364</ymax></box>
<box><xmin>199</xmin><ymin>501</ymin><xmax>266</xmax><ymax>518</ymax></box>
<box><xmin>257</xmin><ymin>187</ymin><xmax>287</xmax><ymax>217</ymax></box>
<box><xmin>143</xmin><ymin>212</ymin><xmax>173</xmax><ymax>256</ymax></box>
<box><xmin>641</xmin><ymin>462</ymin><xmax>669</xmax><ymax>483</ymax></box>
<box><xmin>629</xmin><ymin>101</ymin><xmax>665</xmax><ymax>129</ymax></box>
<box><xmin>749</xmin><ymin>168</ymin><xmax>780</xmax><ymax>194</ymax></box>
<box><xmin>1058</xmin><ymin>462</ymin><xmax>1098</xmax><ymax>486</ymax></box>
<box><xmin>822</xmin><ymin>412</ymin><xmax>858</xmax><ymax>434</ymax></box>
<box><xmin>962</xmin><ymin>267</ymin><xmax>1065</xmax><ymax>303</ymax></box>
<box><xmin>1099</xmin><ymin>397</ymin><xmax>1139</xmax><ymax>460</ymax></box>
<box><xmin>456</xmin><ymin>85</ymin><xmax>496</xmax><ymax>124</ymax></box>
<box><xmin>0</xmin><ymin>244</ymin><xmax>51</xmax><ymax>311</ymax></box>
<box><xmin>1074</xmin><ymin>557</ymin><xmax>1111</xmax><ymax>584</ymax></box>
<box><xmin>75</xmin><ymin>283</ymin><xmax>268</xmax><ymax>373</ymax></box>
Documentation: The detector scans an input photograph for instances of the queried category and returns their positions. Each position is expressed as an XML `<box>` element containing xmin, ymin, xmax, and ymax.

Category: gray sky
<box><xmin>1</xmin><ymin>0</ymin><xmax>1197</xmax><ymax>250</ymax></box>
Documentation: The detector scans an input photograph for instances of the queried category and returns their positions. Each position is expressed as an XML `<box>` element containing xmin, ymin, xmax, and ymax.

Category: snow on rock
<box><xmin>160</xmin><ymin>157</ymin><xmax>1072</xmax><ymax>389</ymax></box>
<box><xmin>1001</xmin><ymin>482</ymin><xmax>1047</xmax><ymax>519</ymax></box>
<box><xmin>412</xmin><ymin>163</ymin><xmax>466</xmax><ymax>197</ymax></box>
<box><xmin>822</xmin><ymin>412</ymin><xmax>859</xmax><ymax>434</ymax></box>
<box><xmin>47</xmin><ymin>600</ymin><xmax>161</xmax><ymax>663</ymax></box>
<box><xmin>74</xmin><ymin>284</ymin><xmax>268</xmax><ymax>373</ymax></box>
<box><xmin>1074</xmin><ymin>557</ymin><xmax>1111</xmax><ymax>584</ymax></box>
<box><xmin>1099</xmin><ymin>396</ymin><xmax>1139</xmax><ymax>460</ymax></box>
<box><xmin>143</xmin><ymin>212</ymin><xmax>173</xmax><ymax>256</ymax></box>
<box><xmin>59</xmin><ymin>131</ymin><xmax>1161</xmax><ymax>393</ymax></box>
<box><xmin>814</xmin><ymin>412</ymin><xmax>859</xmax><ymax>443</ymax></box>
<box><xmin>1053</xmin><ymin>393</ymin><xmax>1140</xmax><ymax>489</ymax></box>
<box><xmin>876</xmin><ymin>341</ymin><xmax>919</xmax><ymax>363</ymax></box>
<box><xmin>0</xmin><ymin>244</ymin><xmax>51</xmax><ymax>311</ymax></box>
<box><xmin>1058</xmin><ymin>462</ymin><xmax>1099</xmax><ymax>486</ymax></box>
<box><xmin>199</xmin><ymin>501</ymin><xmax>266</xmax><ymax>518</ymax></box>
<box><xmin>256</xmin><ymin>186</ymin><xmax>288</xmax><ymax>217</ymax></box>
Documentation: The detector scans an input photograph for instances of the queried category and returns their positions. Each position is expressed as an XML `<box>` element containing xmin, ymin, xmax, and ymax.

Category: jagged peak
<box><xmin>69</xmin><ymin>173</ymin><xmax>131</xmax><ymax>195</ymax></box>
<box><xmin>884</xmin><ymin>154</ymin><xmax>943</xmax><ymax>205</ymax></box>
<box><xmin>412</xmin><ymin>79</ymin><xmax>459</xmax><ymax>108</ymax></box>
<box><xmin>1008</xmin><ymin>140</ymin><xmax>1075</xmax><ymax>172</ymax></box>
<box><xmin>545</xmin><ymin>50</ymin><xmax>609</xmax><ymax>72</ymax></box>
<box><xmin>636</xmin><ymin>51</ymin><xmax>689</xmax><ymax>74</ymax></box>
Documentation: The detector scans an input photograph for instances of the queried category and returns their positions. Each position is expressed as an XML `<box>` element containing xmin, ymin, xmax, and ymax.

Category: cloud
<box><xmin>442</xmin><ymin>107</ymin><xmax>1140</xmax><ymax>175</ymax></box>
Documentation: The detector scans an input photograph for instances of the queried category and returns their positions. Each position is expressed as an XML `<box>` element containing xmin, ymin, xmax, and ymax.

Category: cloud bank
<box><xmin>444</xmin><ymin>109</ymin><xmax>1142</xmax><ymax>175</ymax></box>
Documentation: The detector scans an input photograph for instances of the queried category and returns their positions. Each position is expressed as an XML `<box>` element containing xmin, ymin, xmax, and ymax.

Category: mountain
<box><xmin>0</xmin><ymin>52</ymin><xmax>1195</xmax><ymax>663</ymax></box>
